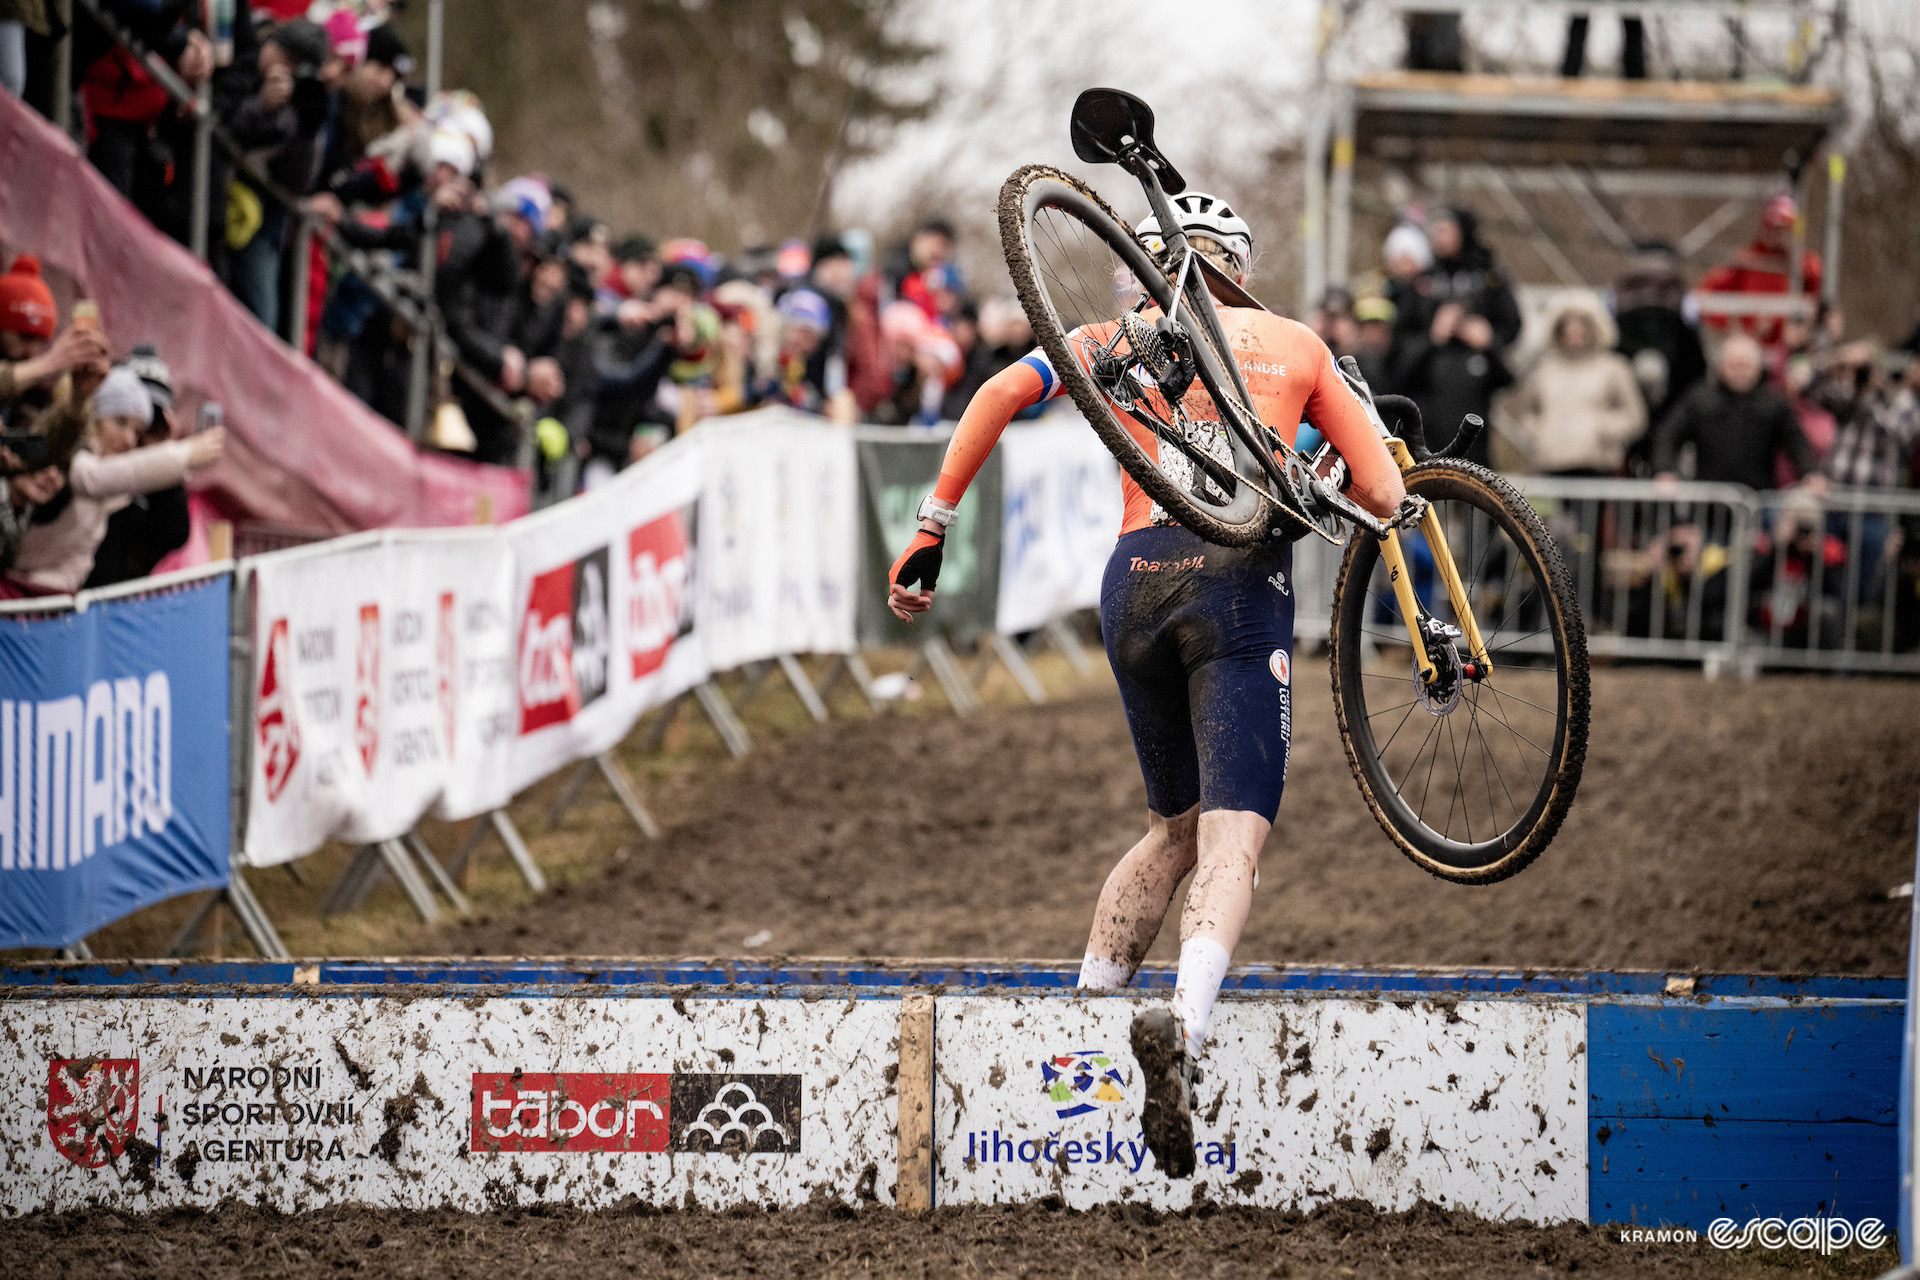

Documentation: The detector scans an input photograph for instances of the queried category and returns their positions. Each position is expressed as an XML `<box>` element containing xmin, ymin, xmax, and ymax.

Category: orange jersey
<box><xmin>932</xmin><ymin>307</ymin><xmax>1402</xmax><ymax>535</ymax></box>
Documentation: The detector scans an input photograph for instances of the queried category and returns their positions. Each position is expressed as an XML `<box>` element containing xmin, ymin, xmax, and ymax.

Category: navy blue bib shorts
<box><xmin>1098</xmin><ymin>525</ymin><xmax>1297</xmax><ymax>823</ymax></box>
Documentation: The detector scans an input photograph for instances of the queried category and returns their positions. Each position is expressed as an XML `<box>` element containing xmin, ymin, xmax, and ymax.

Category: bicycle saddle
<box><xmin>1070</xmin><ymin>88</ymin><xmax>1187</xmax><ymax>195</ymax></box>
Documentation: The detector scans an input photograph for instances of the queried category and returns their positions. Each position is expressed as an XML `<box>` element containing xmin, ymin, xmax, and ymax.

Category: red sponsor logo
<box><xmin>257</xmin><ymin>618</ymin><xmax>301</xmax><ymax>802</ymax></box>
<box><xmin>1268</xmin><ymin>648</ymin><xmax>1290</xmax><ymax>686</ymax></box>
<box><xmin>627</xmin><ymin>511</ymin><xmax>692</xmax><ymax>679</ymax></box>
<box><xmin>436</xmin><ymin>591</ymin><xmax>458</xmax><ymax>757</ymax></box>
<box><xmin>471</xmin><ymin>1072</ymin><xmax>670</xmax><ymax>1153</ymax></box>
<box><xmin>354</xmin><ymin>604</ymin><xmax>381</xmax><ymax>774</ymax></box>
<box><xmin>518</xmin><ymin>563</ymin><xmax>578</xmax><ymax>732</ymax></box>
<box><xmin>47</xmin><ymin>1058</ymin><xmax>139</xmax><ymax>1169</ymax></box>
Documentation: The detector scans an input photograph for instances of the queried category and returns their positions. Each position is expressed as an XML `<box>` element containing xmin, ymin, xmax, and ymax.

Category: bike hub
<box><xmin>1413</xmin><ymin>615</ymin><xmax>1474</xmax><ymax>715</ymax></box>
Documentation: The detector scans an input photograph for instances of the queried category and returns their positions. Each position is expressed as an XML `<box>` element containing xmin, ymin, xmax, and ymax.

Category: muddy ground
<box><xmin>13</xmin><ymin>665</ymin><xmax>1918</xmax><ymax>1277</ymax></box>
<box><xmin>1</xmin><ymin>1200</ymin><xmax>1894</xmax><ymax>1279</ymax></box>
<box><xmin>440</xmin><ymin>667</ymin><xmax>1920</xmax><ymax>974</ymax></box>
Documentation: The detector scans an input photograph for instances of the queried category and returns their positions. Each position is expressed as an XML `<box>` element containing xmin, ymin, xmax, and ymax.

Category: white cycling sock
<box><xmin>1077</xmin><ymin>953</ymin><xmax>1134</xmax><ymax>991</ymax></box>
<box><xmin>1169</xmin><ymin>937</ymin><xmax>1231</xmax><ymax>1058</ymax></box>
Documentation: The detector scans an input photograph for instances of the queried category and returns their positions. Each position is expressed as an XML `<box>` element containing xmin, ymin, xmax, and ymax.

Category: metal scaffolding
<box><xmin>1304</xmin><ymin>0</ymin><xmax>1851</xmax><ymax>317</ymax></box>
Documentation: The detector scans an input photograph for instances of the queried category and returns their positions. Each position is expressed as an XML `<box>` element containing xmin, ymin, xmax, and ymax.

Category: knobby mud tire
<box><xmin>1328</xmin><ymin>459</ymin><xmax>1589</xmax><ymax>885</ymax></box>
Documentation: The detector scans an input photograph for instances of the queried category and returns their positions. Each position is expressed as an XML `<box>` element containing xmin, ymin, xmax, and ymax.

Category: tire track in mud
<box><xmin>439</xmin><ymin>668</ymin><xmax>1920</xmax><ymax>976</ymax></box>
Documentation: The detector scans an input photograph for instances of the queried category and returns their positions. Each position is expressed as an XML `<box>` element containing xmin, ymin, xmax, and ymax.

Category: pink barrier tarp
<box><xmin>0</xmin><ymin>92</ymin><xmax>529</xmax><ymax>535</ymax></box>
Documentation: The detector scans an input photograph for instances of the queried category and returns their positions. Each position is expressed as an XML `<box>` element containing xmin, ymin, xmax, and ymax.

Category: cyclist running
<box><xmin>887</xmin><ymin>193</ymin><xmax>1407</xmax><ymax>1178</ymax></box>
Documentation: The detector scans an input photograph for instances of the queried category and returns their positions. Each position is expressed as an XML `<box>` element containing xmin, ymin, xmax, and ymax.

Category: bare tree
<box><xmin>396</xmin><ymin>0</ymin><xmax>938</xmax><ymax>248</ymax></box>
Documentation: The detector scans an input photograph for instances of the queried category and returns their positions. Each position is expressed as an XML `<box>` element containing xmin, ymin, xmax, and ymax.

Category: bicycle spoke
<box><xmin>1416</xmin><ymin>712</ymin><xmax>1445</xmax><ymax>822</ymax></box>
<box><xmin>1466</xmin><ymin>695</ymin><xmax>1515</xmax><ymax>829</ymax></box>
<box><xmin>1395</xmin><ymin>712</ymin><xmax>1444</xmax><ymax>801</ymax></box>
<box><xmin>1474</xmin><ymin>682</ymin><xmax>1556</xmax><ymax>719</ymax></box>
<box><xmin>1374</xmin><ymin>698</ymin><xmax>1422</xmax><ymax>758</ymax></box>
<box><xmin>1445</xmin><ymin>716</ymin><xmax>1468</xmax><ymax>844</ymax></box>
<box><xmin>1470</xmin><ymin>686</ymin><xmax>1551</xmax><ymax>758</ymax></box>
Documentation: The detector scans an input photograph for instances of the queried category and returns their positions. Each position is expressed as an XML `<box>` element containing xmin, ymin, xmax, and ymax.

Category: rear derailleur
<box><xmin>1090</xmin><ymin>312</ymin><xmax>1198</xmax><ymax>405</ymax></box>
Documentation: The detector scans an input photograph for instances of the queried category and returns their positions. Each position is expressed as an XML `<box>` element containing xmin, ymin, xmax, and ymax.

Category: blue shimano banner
<box><xmin>0</xmin><ymin>574</ymin><xmax>231</xmax><ymax>948</ymax></box>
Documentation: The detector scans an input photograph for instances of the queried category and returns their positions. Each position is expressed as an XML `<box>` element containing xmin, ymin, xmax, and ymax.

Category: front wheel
<box><xmin>1329</xmin><ymin>460</ymin><xmax>1589</xmax><ymax>884</ymax></box>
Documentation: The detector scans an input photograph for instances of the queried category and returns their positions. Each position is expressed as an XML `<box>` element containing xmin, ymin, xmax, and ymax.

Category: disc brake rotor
<box><xmin>1412</xmin><ymin>616</ymin><xmax>1467</xmax><ymax>716</ymax></box>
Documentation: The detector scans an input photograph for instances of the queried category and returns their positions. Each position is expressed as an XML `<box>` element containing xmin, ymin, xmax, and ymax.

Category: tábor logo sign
<box><xmin>47</xmin><ymin>1058</ymin><xmax>139</xmax><ymax>1169</ymax></box>
<box><xmin>469</xmin><ymin>1071</ymin><xmax>803</xmax><ymax>1154</ymax></box>
<box><xmin>472</xmin><ymin>1072</ymin><xmax>670</xmax><ymax>1153</ymax></box>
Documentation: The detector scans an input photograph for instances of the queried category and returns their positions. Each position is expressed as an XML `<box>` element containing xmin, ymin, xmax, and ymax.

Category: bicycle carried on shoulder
<box><xmin>999</xmin><ymin>88</ymin><xmax>1588</xmax><ymax>884</ymax></box>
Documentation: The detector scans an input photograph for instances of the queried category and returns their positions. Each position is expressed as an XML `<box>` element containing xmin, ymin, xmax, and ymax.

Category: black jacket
<box><xmin>1652</xmin><ymin>378</ymin><xmax>1814</xmax><ymax>491</ymax></box>
<box><xmin>585</xmin><ymin>318</ymin><xmax>674</xmax><ymax>463</ymax></box>
<box><xmin>1615</xmin><ymin>305</ymin><xmax>1707</xmax><ymax>426</ymax></box>
<box><xmin>82</xmin><ymin>486</ymin><xmax>190</xmax><ymax>589</ymax></box>
<box><xmin>1392</xmin><ymin>335</ymin><xmax>1513</xmax><ymax>466</ymax></box>
<box><xmin>1397</xmin><ymin>210</ymin><xmax>1523</xmax><ymax>352</ymax></box>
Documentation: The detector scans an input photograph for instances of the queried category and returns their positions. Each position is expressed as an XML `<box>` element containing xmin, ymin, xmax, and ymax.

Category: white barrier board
<box><xmin>1</xmin><ymin>996</ymin><xmax>900</xmax><ymax>1212</ymax></box>
<box><xmin>934</xmin><ymin>995</ymin><xmax>1587</xmax><ymax>1222</ymax></box>
<box><xmin>698</xmin><ymin>413</ymin><xmax>859</xmax><ymax>670</ymax></box>
<box><xmin>996</xmin><ymin>419</ymin><xmax>1123</xmax><ymax>636</ymax></box>
<box><xmin>504</xmin><ymin>435</ymin><xmax>708</xmax><ymax>796</ymax></box>
<box><xmin>245</xmin><ymin>532</ymin><xmax>516</xmax><ymax>865</ymax></box>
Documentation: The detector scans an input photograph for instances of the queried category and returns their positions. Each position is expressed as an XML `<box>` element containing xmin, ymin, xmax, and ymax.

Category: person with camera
<box><xmin>82</xmin><ymin>343</ymin><xmax>194</xmax><ymax>588</ymax></box>
<box><xmin>1805</xmin><ymin>342</ymin><xmax>1920</xmax><ymax>605</ymax></box>
<box><xmin>225</xmin><ymin>18</ymin><xmax>334</xmax><ymax>332</ymax></box>
<box><xmin>7</xmin><ymin>366</ymin><xmax>223</xmax><ymax>597</ymax></box>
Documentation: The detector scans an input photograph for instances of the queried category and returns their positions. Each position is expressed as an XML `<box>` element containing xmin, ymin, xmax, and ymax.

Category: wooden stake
<box><xmin>896</xmin><ymin>993</ymin><xmax>935</xmax><ymax>1213</ymax></box>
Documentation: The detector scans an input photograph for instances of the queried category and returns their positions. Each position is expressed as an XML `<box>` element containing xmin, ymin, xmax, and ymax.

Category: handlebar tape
<box><xmin>1372</xmin><ymin>394</ymin><xmax>1431</xmax><ymax>463</ymax></box>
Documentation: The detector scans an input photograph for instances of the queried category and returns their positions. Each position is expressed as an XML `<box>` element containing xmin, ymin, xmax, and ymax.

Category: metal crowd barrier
<box><xmin>1295</xmin><ymin>476</ymin><xmax>1920</xmax><ymax>678</ymax></box>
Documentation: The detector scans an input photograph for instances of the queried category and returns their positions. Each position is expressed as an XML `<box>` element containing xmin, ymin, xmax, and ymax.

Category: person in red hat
<box><xmin>0</xmin><ymin>255</ymin><xmax>108</xmax><ymax>409</ymax></box>
<box><xmin>1697</xmin><ymin>193</ymin><xmax>1824</xmax><ymax>353</ymax></box>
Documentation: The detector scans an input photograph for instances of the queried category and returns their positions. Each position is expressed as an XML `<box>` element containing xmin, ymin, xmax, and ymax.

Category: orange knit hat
<box><xmin>0</xmin><ymin>255</ymin><xmax>57</xmax><ymax>340</ymax></box>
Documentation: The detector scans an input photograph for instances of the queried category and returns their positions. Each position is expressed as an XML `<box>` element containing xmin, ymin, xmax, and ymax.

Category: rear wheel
<box><xmin>1329</xmin><ymin>460</ymin><xmax>1589</xmax><ymax>884</ymax></box>
<box><xmin>998</xmin><ymin>164</ymin><xmax>1274</xmax><ymax>547</ymax></box>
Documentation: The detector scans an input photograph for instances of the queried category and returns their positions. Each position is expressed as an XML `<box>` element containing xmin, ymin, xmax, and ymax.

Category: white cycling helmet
<box><xmin>1136</xmin><ymin>192</ymin><xmax>1254</xmax><ymax>281</ymax></box>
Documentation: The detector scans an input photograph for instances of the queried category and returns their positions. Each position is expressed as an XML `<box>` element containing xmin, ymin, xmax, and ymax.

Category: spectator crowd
<box><xmin>3</xmin><ymin>0</ymin><xmax>1035</xmax><ymax>512</ymax></box>
<box><xmin>2</xmin><ymin>0</ymin><xmax>1918</xmax><ymax>644</ymax></box>
<box><xmin>1314</xmin><ymin>198</ymin><xmax>1920</xmax><ymax>497</ymax></box>
<box><xmin>1309</xmin><ymin>197</ymin><xmax>1920</xmax><ymax>649</ymax></box>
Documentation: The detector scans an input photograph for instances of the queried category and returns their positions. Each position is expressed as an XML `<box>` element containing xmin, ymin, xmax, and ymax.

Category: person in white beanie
<box><xmin>1383</xmin><ymin>222</ymin><xmax>1433</xmax><ymax>281</ymax></box>
<box><xmin>7</xmin><ymin>367</ymin><xmax>224</xmax><ymax>595</ymax></box>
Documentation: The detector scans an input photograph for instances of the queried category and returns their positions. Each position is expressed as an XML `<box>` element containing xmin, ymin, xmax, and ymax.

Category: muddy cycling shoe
<box><xmin>1130</xmin><ymin>1007</ymin><xmax>1199</xmax><ymax>1179</ymax></box>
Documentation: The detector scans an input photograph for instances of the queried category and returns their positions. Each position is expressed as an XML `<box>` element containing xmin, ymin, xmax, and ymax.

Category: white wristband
<box><xmin>917</xmin><ymin>496</ymin><xmax>958</xmax><ymax>527</ymax></box>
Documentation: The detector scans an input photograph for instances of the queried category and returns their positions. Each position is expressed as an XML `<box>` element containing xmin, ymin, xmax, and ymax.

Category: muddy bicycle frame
<box><xmin>1071</xmin><ymin>88</ymin><xmax>1491</xmax><ymax>683</ymax></box>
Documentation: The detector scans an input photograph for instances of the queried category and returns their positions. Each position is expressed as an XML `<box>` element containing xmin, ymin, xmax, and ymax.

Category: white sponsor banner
<box><xmin>504</xmin><ymin>434</ymin><xmax>707</xmax><ymax>794</ymax></box>
<box><xmin>996</xmin><ymin>418</ymin><xmax>1123</xmax><ymax>635</ymax></box>
<box><xmin>699</xmin><ymin>411</ymin><xmax>859</xmax><ymax>670</ymax></box>
<box><xmin>2</xmin><ymin>995</ymin><xmax>898</xmax><ymax>1211</ymax></box>
<box><xmin>935</xmin><ymin>995</ymin><xmax>1587</xmax><ymax>1222</ymax></box>
<box><xmin>244</xmin><ymin>531</ymin><xmax>516</xmax><ymax>866</ymax></box>
<box><xmin>243</xmin><ymin>437</ymin><xmax>707</xmax><ymax>867</ymax></box>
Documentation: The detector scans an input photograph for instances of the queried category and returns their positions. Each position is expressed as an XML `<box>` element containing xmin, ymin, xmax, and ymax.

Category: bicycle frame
<box><xmin>1378</xmin><ymin>436</ymin><xmax>1495</xmax><ymax>683</ymax></box>
<box><xmin>1113</xmin><ymin>146</ymin><xmax>1491</xmax><ymax>683</ymax></box>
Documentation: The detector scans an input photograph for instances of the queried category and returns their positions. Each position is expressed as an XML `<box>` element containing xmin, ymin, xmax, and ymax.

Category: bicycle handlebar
<box><xmin>1373</xmin><ymin>394</ymin><xmax>1431</xmax><ymax>462</ymax></box>
<box><xmin>1372</xmin><ymin>394</ymin><xmax>1484</xmax><ymax>466</ymax></box>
